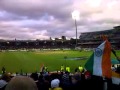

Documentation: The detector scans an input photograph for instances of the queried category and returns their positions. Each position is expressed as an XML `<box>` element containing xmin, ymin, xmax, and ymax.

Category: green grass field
<box><xmin>0</xmin><ymin>50</ymin><xmax>119</xmax><ymax>73</ymax></box>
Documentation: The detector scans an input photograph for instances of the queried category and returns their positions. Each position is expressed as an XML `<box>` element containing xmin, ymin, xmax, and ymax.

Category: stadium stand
<box><xmin>79</xmin><ymin>26</ymin><xmax>120</xmax><ymax>50</ymax></box>
<box><xmin>0</xmin><ymin>26</ymin><xmax>120</xmax><ymax>50</ymax></box>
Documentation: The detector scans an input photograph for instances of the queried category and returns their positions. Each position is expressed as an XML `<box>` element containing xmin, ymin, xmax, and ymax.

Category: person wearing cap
<box><xmin>49</xmin><ymin>79</ymin><xmax>63</xmax><ymax>90</ymax></box>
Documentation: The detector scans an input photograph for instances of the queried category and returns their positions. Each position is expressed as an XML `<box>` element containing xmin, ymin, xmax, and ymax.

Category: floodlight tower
<box><xmin>72</xmin><ymin>10</ymin><xmax>80</xmax><ymax>48</ymax></box>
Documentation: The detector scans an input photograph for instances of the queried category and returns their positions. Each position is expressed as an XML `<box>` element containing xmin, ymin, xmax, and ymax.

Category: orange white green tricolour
<box><xmin>85</xmin><ymin>40</ymin><xmax>112</xmax><ymax>78</ymax></box>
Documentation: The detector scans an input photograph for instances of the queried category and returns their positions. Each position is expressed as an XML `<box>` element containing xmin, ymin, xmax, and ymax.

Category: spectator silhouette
<box><xmin>5</xmin><ymin>76</ymin><xmax>38</xmax><ymax>90</ymax></box>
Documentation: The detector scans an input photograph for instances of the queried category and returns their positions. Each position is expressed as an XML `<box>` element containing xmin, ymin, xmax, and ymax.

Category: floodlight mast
<box><xmin>72</xmin><ymin>10</ymin><xmax>80</xmax><ymax>48</ymax></box>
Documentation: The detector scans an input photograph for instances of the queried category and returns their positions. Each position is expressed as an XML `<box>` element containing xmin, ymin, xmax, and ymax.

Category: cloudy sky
<box><xmin>0</xmin><ymin>0</ymin><xmax>120</xmax><ymax>40</ymax></box>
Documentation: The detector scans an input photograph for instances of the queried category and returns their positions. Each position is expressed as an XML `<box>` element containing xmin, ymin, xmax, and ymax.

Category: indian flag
<box><xmin>85</xmin><ymin>40</ymin><xmax>112</xmax><ymax>78</ymax></box>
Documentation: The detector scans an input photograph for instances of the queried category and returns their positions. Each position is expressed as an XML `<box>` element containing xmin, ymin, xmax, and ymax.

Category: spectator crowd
<box><xmin>0</xmin><ymin>65</ymin><xmax>120</xmax><ymax>90</ymax></box>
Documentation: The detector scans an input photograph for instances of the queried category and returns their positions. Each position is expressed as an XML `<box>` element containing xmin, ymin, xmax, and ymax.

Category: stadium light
<box><xmin>72</xmin><ymin>10</ymin><xmax>80</xmax><ymax>48</ymax></box>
